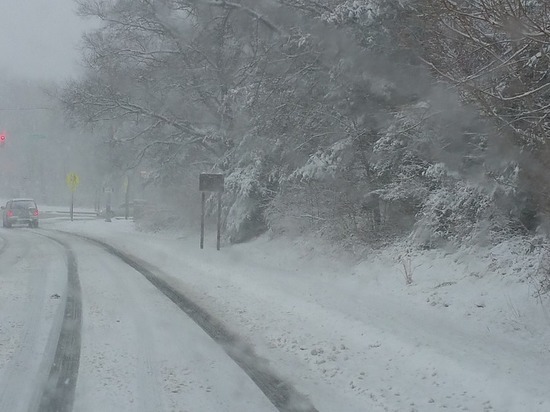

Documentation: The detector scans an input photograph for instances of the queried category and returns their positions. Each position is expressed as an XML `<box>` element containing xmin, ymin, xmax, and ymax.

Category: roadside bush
<box><xmin>223</xmin><ymin>152</ymin><xmax>282</xmax><ymax>243</ymax></box>
<box><xmin>266</xmin><ymin>178</ymin><xmax>413</xmax><ymax>249</ymax></box>
<box><xmin>527</xmin><ymin>236</ymin><xmax>550</xmax><ymax>297</ymax></box>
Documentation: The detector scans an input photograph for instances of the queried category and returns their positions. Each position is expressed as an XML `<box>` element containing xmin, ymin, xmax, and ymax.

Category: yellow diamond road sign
<box><xmin>66</xmin><ymin>172</ymin><xmax>80</xmax><ymax>192</ymax></box>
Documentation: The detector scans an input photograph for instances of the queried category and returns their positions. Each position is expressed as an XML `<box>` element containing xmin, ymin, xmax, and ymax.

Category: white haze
<box><xmin>0</xmin><ymin>0</ymin><xmax>89</xmax><ymax>81</ymax></box>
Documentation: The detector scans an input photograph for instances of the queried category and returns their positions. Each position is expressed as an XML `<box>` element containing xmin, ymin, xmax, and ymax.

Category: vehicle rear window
<box><xmin>12</xmin><ymin>200</ymin><xmax>36</xmax><ymax>209</ymax></box>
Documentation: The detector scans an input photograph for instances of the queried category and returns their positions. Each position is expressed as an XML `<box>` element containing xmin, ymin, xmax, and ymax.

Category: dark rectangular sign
<box><xmin>199</xmin><ymin>173</ymin><xmax>224</xmax><ymax>192</ymax></box>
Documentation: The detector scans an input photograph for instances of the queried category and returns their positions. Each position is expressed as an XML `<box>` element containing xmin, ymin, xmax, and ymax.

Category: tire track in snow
<box><xmin>36</xmin><ymin>234</ymin><xmax>82</xmax><ymax>412</ymax></box>
<box><xmin>55</xmin><ymin>230</ymin><xmax>318</xmax><ymax>412</ymax></box>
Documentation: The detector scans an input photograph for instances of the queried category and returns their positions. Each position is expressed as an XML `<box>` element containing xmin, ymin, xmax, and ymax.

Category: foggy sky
<box><xmin>0</xmin><ymin>0</ymin><xmax>91</xmax><ymax>81</ymax></box>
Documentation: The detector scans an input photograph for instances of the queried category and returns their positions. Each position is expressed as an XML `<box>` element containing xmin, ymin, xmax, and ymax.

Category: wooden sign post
<box><xmin>199</xmin><ymin>173</ymin><xmax>224</xmax><ymax>250</ymax></box>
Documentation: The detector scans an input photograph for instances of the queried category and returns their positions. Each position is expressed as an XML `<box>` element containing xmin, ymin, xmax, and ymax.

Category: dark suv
<box><xmin>2</xmin><ymin>199</ymin><xmax>39</xmax><ymax>228</ymax></box>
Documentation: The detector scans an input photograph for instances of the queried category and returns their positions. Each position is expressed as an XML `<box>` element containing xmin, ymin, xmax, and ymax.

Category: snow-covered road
<box><xmin>0</xmin><ymin>230</ymin><xmax>67</xmax><ymax>412</ymax></box>
<box><xmin>68</xmin><ymin>234</ymin><xmax>280</xmax><ymax>412</ymax></box>
<box><xmin>1</xmin><ymin>216</ymin><xmax>550</xmax><ymax>411</ymax></box>
<box><xmin>0</xmin><ymin>228</ymin><xmax>294</xmax><ymax>412</ymax></box>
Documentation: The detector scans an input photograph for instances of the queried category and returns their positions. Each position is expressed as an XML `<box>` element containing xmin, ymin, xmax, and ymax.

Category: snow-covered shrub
<box><xmin>266</xmin><ymin>135</ymin><xmax>407</xmax><ymax>246</ymax></box>
<box><xmin>223</xmin><ymin>151</ymin><xmax>283</xmax><ymax>243</ymax></box>
<box><xmin>321</xmin><ymin>1</ymin><xmax>379</xmax><ymax>26</ymax></box>
<box><xmin>412</xmin><ymin>171</ymin><xmax>512</xmax><ymax>247</ymax></box>
<box><xmin>224</xmin><ymin>162</ymin><xmax>267</xmax><ymax>243</ymax></box>
<box><xmin>266</xmin><ymin>178</ymin><xmax>378</xmax><ymax>245</ymax></box>
<box><xmin>523</xmin><ymin>235</ymin><xmax>550</xmax><ymax>297</ymax></box>
<box><xmin>265</xmin><ymin>181</ymin><xmax>337</xmax><ymax>237</ymax></box>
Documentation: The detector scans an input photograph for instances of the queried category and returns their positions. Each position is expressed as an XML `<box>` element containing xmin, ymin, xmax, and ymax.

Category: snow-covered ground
<box><xmin>38</xmin><ymin>216</ymin><xmax>550</xmax><ymax>412</ymax></box>
<box><xmin>0</xmin><ymin>226</ymin><xmax>280</xmax><ymax>412</ymax></box>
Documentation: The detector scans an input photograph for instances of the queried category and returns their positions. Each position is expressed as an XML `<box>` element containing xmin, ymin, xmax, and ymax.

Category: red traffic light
<box><xmin>0</xmin><ymin>132</ymin><xmax>5</xmax><ymax>142</ymax></box>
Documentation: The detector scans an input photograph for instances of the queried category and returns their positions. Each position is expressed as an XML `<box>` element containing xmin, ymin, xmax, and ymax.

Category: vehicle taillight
<box><xmin>7</xmin><ymin>210</ymin><xmax>13</xmax><ymax>217</ymax></box>
<box><xmin>33</xmin><ymin>209</ymin><xmax>39</xmax><ymax>216</ymax></box>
